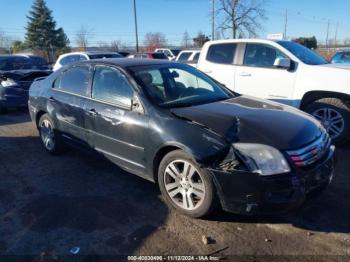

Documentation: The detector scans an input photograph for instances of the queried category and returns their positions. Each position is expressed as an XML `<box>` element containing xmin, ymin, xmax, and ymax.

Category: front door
<box><xmin>234</xmin><ymin>43</ymin><xmax>297</xmax><ymax>105</ymax></box>
<box><xmin>85</xmin><ymin>65</ymin><xmax>149</xmax><ymax>175</ymax></box>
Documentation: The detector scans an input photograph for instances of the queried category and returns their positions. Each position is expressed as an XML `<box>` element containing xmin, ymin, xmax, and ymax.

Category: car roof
<box><xmin>205</xmin><ymin>38</ymin><xmax>279</xmax><ymax>45</ymax></box>
<box><xmin>58</xmin><ymin>51</ymin><xmax>120</xmax><ymax>58</ymax></box>
<box><xmin>78</xmin><ymin>58</ymin><xmax>175</xmax><ymax>68</ymax></box>
<box><xmin>336</xmin><ymin>50</ymin><xmax>350</xmax><ymax>54</ymax></box>
<box><xmin>0</xmin><ymin>55</ymin><xmax>36</xmax><ymax>59</ymax></box>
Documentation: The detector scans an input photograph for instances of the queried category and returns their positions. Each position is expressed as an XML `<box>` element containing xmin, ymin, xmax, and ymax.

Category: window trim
<box><xmin>51</xmin><ymin>64</ymin><xmax>92</xmax><ymax>97</ymax></box>
<box><xmin>90</xmin><ymin>64</ymin><xmax>135</xmax><ymax>110</ymax></box>
<box><xmin>241</xmin><ymin>43</ymin><xmax>293</xmax><ymax>70</ymax></box>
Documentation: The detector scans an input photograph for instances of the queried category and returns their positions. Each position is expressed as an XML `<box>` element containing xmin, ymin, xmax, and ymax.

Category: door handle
<box><xmin>239</xmin><ymin>72</ymin><xmax>252</xmax><ymax>77</ymax></box>
<box><xmin>87</xmin><ymin>108</ymin><xmax>97</xmax><ymax>116</ymax></box>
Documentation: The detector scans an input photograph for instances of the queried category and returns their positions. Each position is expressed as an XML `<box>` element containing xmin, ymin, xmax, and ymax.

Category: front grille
<box><xmin>286</xmin><ymin>132</ymin><xmax>331</xmax><ymax>168</ymax></box>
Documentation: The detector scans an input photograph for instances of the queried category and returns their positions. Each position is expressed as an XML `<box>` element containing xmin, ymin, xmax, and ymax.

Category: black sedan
<box><xmin>28</xmin><ymin>59</ymin><xmax>335</xmax><ymax>217</ymax></box>
<box><xmin>0</xmin><ymin>55</ymin><xmax>51</xmax><ymax>113</ymax></box>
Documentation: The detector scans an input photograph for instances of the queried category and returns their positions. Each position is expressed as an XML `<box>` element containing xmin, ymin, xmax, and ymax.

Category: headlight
<box><xmin>1</xmin><ymin>78</ymin><xmax>17</xmax><ymax>87</ymax></box>
<box><xmin>234</xmin><ymin>143</ymin><xmax>290</xmax><ymax>176</ymax></box>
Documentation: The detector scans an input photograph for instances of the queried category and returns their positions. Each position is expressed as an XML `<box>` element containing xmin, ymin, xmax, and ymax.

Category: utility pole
<box><xmin>325</xmin><ymin>19</ymin><xmax>330</xmax><ymax>48</ymax></box>
<box><xmin>133</xmin><ymin>0</ymin><xmax>139</xmax><ymax>52</ymax></box>
<box><xmin>212</xmin><ymin>0</ymin><xmax>215</xmax><ymax>41</ymax></box>
<box><xmin>284</xmin><ymin>9</ymin><xmax>288</xmax><ymax>39</ymax></box>
<box><xmin>334</xmin><ymin>22</ymin><xmax>339</xmax><ymax>48</ymax></box>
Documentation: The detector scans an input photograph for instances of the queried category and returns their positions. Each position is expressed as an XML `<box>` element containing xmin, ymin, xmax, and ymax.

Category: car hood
<box><xmin>0</xmin><ymin>69</ymin><xmax>51</xmax><ymax>81</ymax></box>
<box><xmin>171</xmin><ymin>96</ymin><xmax>323</xmax><ymax>150</ymax></box>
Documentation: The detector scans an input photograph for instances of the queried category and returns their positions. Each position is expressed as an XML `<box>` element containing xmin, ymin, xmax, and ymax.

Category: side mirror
<box><xmin>274</xmin><ymin>58</ymin><xmax>291</xmax><ymax>69</ymax></box>
<box><xmin>131</xmin><ymin>95</ymin><xmax>144</xmax><ymax>114</ymax></box>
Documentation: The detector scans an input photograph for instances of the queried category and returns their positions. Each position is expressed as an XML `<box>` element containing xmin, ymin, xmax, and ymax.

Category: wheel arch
<box><xmin>35</xmin><ymin>110</ymin><xmax>47</xmax><ymax>128</ymax></box>
<box><xmin>152</xmin><ymin>143</ymin><xmax>197</xmax><ymax>184</ymax></box>
<box><xmin>300</xmin><ymin>91</ymin><xmax>350</xmax><ymax>110</ymax></box>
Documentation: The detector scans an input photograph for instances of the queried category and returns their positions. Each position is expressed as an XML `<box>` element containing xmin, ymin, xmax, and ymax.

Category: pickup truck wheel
<box><xmin>305</xmin><ymin>98</ymin><xmax>350</xmax><ymax>145</ymax></box>
<box><xmin>38</xmin><ymin>114</ymin><xmax>66</xmax><ymax>154</ymax></box>
<box><xmin>158</xmin><ymin>150</ymin><xmax>218</xmax><ymax>218</ymax></box>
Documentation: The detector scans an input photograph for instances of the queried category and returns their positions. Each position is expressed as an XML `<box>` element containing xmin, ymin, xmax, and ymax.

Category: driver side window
<box><xmin>244</xmin><ymin>44</ymin><xmax>287</xmax><ymax>68</ymax></box>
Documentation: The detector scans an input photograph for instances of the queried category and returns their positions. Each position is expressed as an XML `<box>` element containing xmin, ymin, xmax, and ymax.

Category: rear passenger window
<box><xmin>60</xmin><ymin>55</ymin><xmax>86</xmax><ymax>66</ymax></box>
<box><xmin>177</xmin><ymin>52</ymin><xmax>192</xmax><ymax>61</ymax></box>
<box><xmin>58</xmin><ymin>66</ymin><xmax>90</xmax><ymax>96</ymax></box>
<box><xmin>92</xmin><ymin>66</ymin><xmax>133</xmax><ymax>108</ymax></box>
<box><xmin>192</xmin><ymin>53</ymin><xmax>200</xmax><ymax>62</ymax></box>
<box><xmin>206</xmin><ymin>43</ymin><xmax>236</xmax><ymax>64</ymax></box>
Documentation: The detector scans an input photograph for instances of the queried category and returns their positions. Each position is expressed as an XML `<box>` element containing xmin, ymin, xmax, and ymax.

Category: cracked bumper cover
<box><xmin>209</xmin><ymin>145</ymin><xmax>336</xmax><ymax>215</ymax></box>
<box><xmin>0</xmin><ymin>85</ymin><xmax>28</xmax><ymax>108</ymax></box>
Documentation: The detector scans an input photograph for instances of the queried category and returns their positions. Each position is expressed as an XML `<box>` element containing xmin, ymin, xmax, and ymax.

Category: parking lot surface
<box><xmin>0</xmin><ymin>110</ymin><xmax>350</xmax><ymax>260</ymax></box>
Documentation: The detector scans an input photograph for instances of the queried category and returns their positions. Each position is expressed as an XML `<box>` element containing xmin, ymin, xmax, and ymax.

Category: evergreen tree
<box><xmin>25</xmin><ymin>0</ymin><xmax>69</xmax><ymax>59</ymax></box>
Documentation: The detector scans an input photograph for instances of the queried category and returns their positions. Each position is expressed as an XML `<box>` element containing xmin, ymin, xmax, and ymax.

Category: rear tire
<box><xmin>305</xmin><ymin>98</ymin><xmax>350</xmax><ymax>145</ymax></box>
<box><xmin>38</xmin><ymin>114</ymin><xmax>66</xmax><ymax>154</ymax></box>
<box><xmin>158</xmin><ymin>150</ymin><xmax>217</xmax><ymax>218</ymax></box>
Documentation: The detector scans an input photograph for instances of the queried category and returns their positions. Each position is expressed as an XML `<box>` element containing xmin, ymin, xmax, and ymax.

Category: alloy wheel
<box><xmin>40</xmin><ymin>119</ymin><xmax>55</xmax><ymax>151</ymax></box>
<box><xmin>163</xmin><ymin>160</ymin><xmax>205</xmax><ymax>211</ymax></box>
<box><xmin>312</xmin><ymin>107</ymin><xmax>345</xmax><ymax>139</ymax></box>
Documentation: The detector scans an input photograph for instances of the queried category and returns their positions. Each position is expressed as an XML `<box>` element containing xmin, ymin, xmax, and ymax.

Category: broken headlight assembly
<box><xmin>0</xmin><ymin>78</ymin><xmax>17</xmax><ymax>87</ymax></box>
<box><xmin>233</xmin><ymin>143</ymin><xmax>291</xmax><ymax>176</ymax></box>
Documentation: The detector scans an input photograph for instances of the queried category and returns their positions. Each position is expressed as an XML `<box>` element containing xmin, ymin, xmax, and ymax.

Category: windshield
<box><xmin>151</xmin><ymin>53</ymin><xmax>168</xmax><ymax>59</ymax></box>
<box><xmin>129</xmin><ymin>64</ymin><xmax>233</xmax><ymax>108</ymax></box>
<box><xmin>277</xmin><ymin>41</ymin><xmax>327</xmax><ymax>65</ymax></box>
<box><xmin>171</xmin><ymin>49</ymin><xmax>181</xmax><ymax>56</ymax></box>
<box><xmin>88</xmin><ymin>53</ymin><xmax>122</xmax><ymax>59</ymax></box>
<box><xmin>0</xmin><ymin>56</ymin><xmax>48</xmax><ymax>71</ymax></box>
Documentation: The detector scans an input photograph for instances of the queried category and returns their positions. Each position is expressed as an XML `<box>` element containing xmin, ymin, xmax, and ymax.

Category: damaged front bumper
<box><xmin>209</xmin><ymin>145</ymin><xmax>336</xmax><ymax>215</ymax></box>
<box><xmin>0</xmin><ymin>85</ymin><xmax>29</xmax><ymax>108</ymax></box>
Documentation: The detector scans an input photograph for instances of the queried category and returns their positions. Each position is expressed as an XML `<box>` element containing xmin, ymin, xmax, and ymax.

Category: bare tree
<box><xmin>217</xmin><ymin>0</ymin><xmax>267</xmax><ymax>39</ymax></box>
<box><xmin>182</xmin><ymin>31</ymin><xmax>190</xmax><ymax>48</ymax></box>
<box><xmin>75</xmin><ymin>26</ymin><xmax>92</xmax><ymax>51</ymax></box>
<box><xmin>193</xmin><ymin>31</ymin><xmax>210</xmax><ymax>48</ymax></box>
<box><xmin>110</xmin><ymin>40</ymin><xmax>121</xmax><ymax>52</ymax></box>
<box><xmin>0</xmin><ymin>30</ymin><xmax>13</xmax><ymax>53</ymax></box>
<box><xmin>143</xmin><ymin>32</ymin><xmax>167</xmax><ymax>51</ymax></box>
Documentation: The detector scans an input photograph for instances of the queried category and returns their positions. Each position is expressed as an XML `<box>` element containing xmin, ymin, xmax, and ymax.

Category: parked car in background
<box><xmin>29</xmin><ymin>58</ymin><xmax>335</xmax><ymax>218</ymax></box>
<box><xmin>155</xmin><ymin>48</ymin><xmax>181</xmax><ymax>60</ymax></box>
<box><xmin>118</xmin><ymin>51</ymin><xmax>131</xmax><ymax>57</ymax></box>
<box><xmin>0</xmin><ymin>55</ymin><xmax>51</xmax><ymax>113</ymax></box>
<box><xmin>176</xmin><ymin>50</ymin><xmax>201</xmax><ymax>67</ymax></box>
<box><xmin>197</xmin><ymin>39</ymin><xmax>350</xmax><ymax>144</ymax></box>
<box><xmin>128</xmin><ymin>52</ymin><xmax>168</xmax><ymax>60</ymax></box>
<box><xmin>53</xmin><ymin>51</ymin><xmax>122</xmax><ymax>71</ymax></box>
<box><xmin>331</xmin><ymin>51</ymin><xmax>350</xmax><ymax>64</ymax></box>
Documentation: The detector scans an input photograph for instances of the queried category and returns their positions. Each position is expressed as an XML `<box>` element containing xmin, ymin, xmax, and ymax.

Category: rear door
<box><xmin>198</xmin><ymin>43</ymin><xmax>237</xmax><ymax>89</ymax></box>
<box><xmin>234</xmin><ymin>43</ymin><xmax>297</xmax><ymax>104</ymax></box>
<box><xmin>49</xmin><ymin>65</ymin><xmax>92</xmax><ymax>144</ymax></box>
<box><xmin>84</xmin><ymin>65</ymin><xmax>149</xmax><ymax>175</ymax></box>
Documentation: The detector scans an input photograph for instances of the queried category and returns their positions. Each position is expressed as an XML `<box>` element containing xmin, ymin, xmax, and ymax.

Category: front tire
<box><xmin>158</xmin><ymin>150</ymin><xmax>217</xmax><ymax>218</ymax></box>
<box><xmin>305</xmin><ymin>98</ymin><xmax>350</xmax><ymax>145</ymax></box>
<box><xmin>38</xmin><ymin>114</ymin><xmax>66</xmax><ymax>154</ymax></box>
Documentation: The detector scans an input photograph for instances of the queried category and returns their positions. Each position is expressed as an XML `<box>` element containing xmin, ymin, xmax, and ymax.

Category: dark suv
<box><xmin>28</xmin><ymin>58</ymin><xmax>335</xmax><ymax>218</ymax></box>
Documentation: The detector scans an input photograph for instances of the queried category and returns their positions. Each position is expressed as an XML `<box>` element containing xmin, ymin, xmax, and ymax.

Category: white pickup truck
<box><xmin>197</xmin><ymin>39</ymin><xmax>350</xmax><ymax>144</ymax></box>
